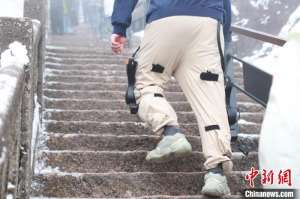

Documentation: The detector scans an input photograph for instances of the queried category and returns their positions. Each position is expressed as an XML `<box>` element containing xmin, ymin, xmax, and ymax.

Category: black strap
<box><xmin>200</xmin><ymin>24</ymin><xmax>225</xmax><ymax>83</ymax></box>
<box><xmin>154</xmin><ymin>93</ymin><xmax>164</xmax><ymax>98</ymax></box>
<box><xmin>132</xmin><ymin>46</ymin><xmax>140</xmax><ymax>58</ymax></box>
<box><xmin>208</xmin><ymin>163</ymin><xmax>224</xmax><ymax>175</ymax></box>
<box><xmin>125</xmin><ymin>46</ymin><xmax>140</xmax><ymax>114</ymax></box>
<box><xmin>205</xmin><ymin>125</ymin><xmax>220</xmax><ymax>132</ymax></box>
<box><xmin>217</xmin><ymin>22</ymin><xmax>226</xmax><ymax>73</ymax></box>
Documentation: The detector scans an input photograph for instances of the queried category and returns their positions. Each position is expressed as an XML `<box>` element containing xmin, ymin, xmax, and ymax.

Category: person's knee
<box><xmin>136</xmin><ymin>85</ymin><xmax>178</xmax><ymax>133</ymax></box>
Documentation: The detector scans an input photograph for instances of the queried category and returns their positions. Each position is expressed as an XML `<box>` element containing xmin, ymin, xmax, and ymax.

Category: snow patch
<box><xmin>133</xmin><ymin>30</ymin><xmax>145</xmax><ymax>39</ymax></box>
<box><xmin>0</xmin><ymin>74</ymin><xmax>19</xmax><ymax>115</ymax></box>
<box><xmin>250</xmin><ymin>0</ymin><xmax>270</xmax><ymax>10</ymax></box>
<box><xmin>238</xmin><ymin>119</ymin><xmax>256</xmax><ymax>125</ymax></box>
<box><xmin>234</xmin><ymin>18</ymin><xmax>249</xmax><ymax>27</ymax></box>
<box><xmin>279</xmin><ymin>6</ymin><xmax>300</xmax><ymax>38</ymax></box>
<box><xmin>7</xmin><ymin>182</ymin><xmax>15</xmax><ymax>189</ymax></box>
<box><xmin>34</xmin><ymin>153</ymin><xmax>60</xmax><ymax>175</ymax></box>
<box><xmin>231</xmin><ymin>5</ymin><xmax>239</xmax><ymax>16</ymax></box>
<box><xmin>0</xmin><ymin>147</ymin><xmax>7</xmax><ymax>164</ymax></box>
<box><xmin>45</xmin><ymin>45</ymin><xmax>67</xmax><ymax>50</ymax></box>
<box><xmin>244</xmin><ymin>5</ymin><xmax>300</xmax><ymax>74</ymax></box>
<box><xmin>0</xmin><ymin>41</ymin><xmax>29</xmax><ymax>68</ymax></box>
<box><xmin>260</xmin><ymin>15</ymin><xmax>270</xmax><ymax>25</ymax></box>
<box><xmin>44</xmin><ymin>62</ymin><xmax>62</xmax><ymax>66</ymax></box>
<box><xmin>0</xmin><ymin>0</ymin><xmax>24</xmax><ymax>17</ymax></box>
<box><xmin>31</xmin><ymin>95</ymin><xmax>41</xmax><ymax>167</ymax></box>
<box><xmin>34</xmin><ymin>157</ymin><xmax>83</xmax><ymax>177</ymax></box>
<box><xmin>6</xmin><ymin>194</ymin><xmax>13</xmax><ymax>199</ymax></box>
<box><xmin>104</xmin><ymin>0</ymin><xmax>115</xmax><ymax>16</ymax></box>
<box><xmin>238</xmin><ymin>133</ymin><xmax>260</xmax><ymax>139</ymax></box>
<box><xmin>44</xmin><ymin>56</ymin><xmax>63</xmax><ymax>61</ymax></box>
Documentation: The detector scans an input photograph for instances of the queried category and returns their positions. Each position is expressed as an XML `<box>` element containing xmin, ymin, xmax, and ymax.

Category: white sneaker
<box><xmin>146</xmin><ymin>133</ymin><xmax>192</xmax><ymax>162</ymax></box>
<box><xmin>201</xmin><ymin>172</ymin><xmax>231</xmax><ymax>197</ymax></box>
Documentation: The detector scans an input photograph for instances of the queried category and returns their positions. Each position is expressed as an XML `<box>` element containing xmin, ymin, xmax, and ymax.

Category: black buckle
<box><xmin>152</xmin><ymin>64</ymin><xmax>165</xmax><ymax>73</ymax></box>
<box><xmin>125</xmin><ymin>58</ymin><xmax>139</xmax><ymax>114</ymax></box>
<box><xmin>200</xmin><ymin>71</ymin><xmax>219</xmax><ymax>81</ymax></box>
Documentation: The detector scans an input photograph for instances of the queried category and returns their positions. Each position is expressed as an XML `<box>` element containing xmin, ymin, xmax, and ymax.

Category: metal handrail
<box><xmin>229</xmin><ymin>55</ymin><xmax>269</xmax><ymax>108</ymax></box>
<box><xmin>228</xmin><ymin>26</ymin><xmax>286</xmax><ymax>108</ymax></box>
<box><xmin>231</xmin><ymin>25</ymin><xmax>287</xmax><ymax>46</ymax></box>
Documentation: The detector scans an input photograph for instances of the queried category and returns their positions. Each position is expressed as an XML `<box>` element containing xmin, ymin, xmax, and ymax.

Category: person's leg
<box><xmin>135</xmin><ymin>18</ymin><xmax>193</xmax><ymax>162</ymax></box>
<box><xmin>174</xmin><ymin>17</ymin><xmax>232</xmax><ymax>196</ymax></box>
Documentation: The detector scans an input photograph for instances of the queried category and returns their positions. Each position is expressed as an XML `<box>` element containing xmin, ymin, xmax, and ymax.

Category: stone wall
<box><xmin>24</xmin><ymin>0</ymin><xmax>48</xmax><ymax>104</ymax></box>
<box><xmin>0</xmin><ymin>17</ymin><xmax>41</xmax><ymax>199</ymax></box>
<box><xmin>0</xmin><ymin>18</ymin><xmax>33</xmax><ymax>55</ymax></box>
<box><xmin>0</xmin><ymin>59</ymin><xmax>24</xmax><ymax>199</ymax></box>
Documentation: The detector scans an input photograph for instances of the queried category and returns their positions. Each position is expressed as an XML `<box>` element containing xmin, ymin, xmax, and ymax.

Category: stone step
<box><xmin>46</xmin><ymin>56</ymin><xmax>127</xmax><ymax>62</ymax></box>
<box><xmin>43</xmin><ymin>89</ymin><xmax>252</xmax><ymax>104</ymax></box>
<box><xmin>43</xmin><ymin>83</ymin><xmax>263</xmax><ymax>111</ymax></box>
<box><xmin>47</xmin><ymin>43</ymin><xmax>102</xmax><ymax>47</ymax></box>
<box><xmin>44</xmin><ymin>75</ymin><xmax>172</xmax><ymax>84</ymax></box>
<box><xmin>45</xmin><ymin>63</ymin><xmax>127</xmax><ymax>71</ymax></box>
<box><xmin>43</xmin><ymin>110</ymin><xmax>197</xmax><ymax>123</ymax></box>
<box><xmin>44</xmin><ymin>99</ymin><xmax>191</xmax><ymax>112</ymax></box>
<box><xmin>43</xmin><ymin>89</ymin><xmax>262</xmax><ymax>108</ymax></box>
<box><xmin>45</xmin><ymin>68</ymin><xmax>243</xmax><ymax>79</ymax></box>
<box><xmin>46</xmin><ymin>68</ymin><xmax>127</xmax><ymax>77</ymax></box>
<box><xmin>240</xmin><ymin>113</ymin><xmax>264</xmax><ymax>124</ymax></box>
<box><xmin>236</xmin><ymin>93</ymin><xmax>261</xmax><ymax>103</ymax></box>
<box><xmin>44</xmin><ymin>75</ymin><xmax>244</xmax><ymax>92</ymax></box>
<box><xmin>43</xmin><ymin>90</ymin><xmax>186</xmax><ymax>101</ymax></box>
<box><xmin>44</xmin><ymin>121</ymin><xmax>261</xmax><ymax>135</ymax></box>
<box><xmin>47</xmin><ymin>35</ymin><xmax>102</xmax><ymax>41</ymax></box>
<box><xmin>46</xmin><ymin>58</ymin><xmax>125</xmax><ymax>65</ymax></box>
<box><xmin>45</xmin><ymin>52</ymin><xmax>128</xmax><ymax>59</ymax></box>
<box><xmin>44</xmin><ymin>82</ymin><xmax>183</xmax><ymax>92</ymax></box>
<box><xmin>43</xmin><ymin>110</ymin><xmax>264</xmax><ymax>125</ymax></box>
<box><xmin>31</xmin><ymin>172</ymin><xmax>256</xmax><ymax>198</ymax></box>
<box><xmin>44</xmin><ymin>74</ymin><xmax>244</xmax><ymax>85</ymax></box>
<box><xmin>237</xmin><ymin>102</ymin><xmax>264</xmax><ymax>113</ymax></box>
<box><xmin>37</xmin><ymin>151</ymin><xmax>258</xmax><ymax>173</ymax></box>
<box><xmin>45</xmin><ymin>47</ymin><xmax>131</xmax><ymax>56</ymax></box>
<box><xmin>45</xmin><ymin>64</ymin><xmax>243</xmax><ymax>80</ymax></box>
<box><xmin>45</xmin><ymin>133</ymin><xmax>259</xmax><ymax>152</ymax></box>
<box><xmin>30</xmin><ymin>195</ymin><xmax>243</xmax><ymax>199</ymax></box>
<box><xmin>44</xmin><ymin>98</ymin><xmax>264</xmax><ymax>114</ymax></box>
<box><xmin>43</xmin><ymin>86</ymin><xmax>262</xmax><ymax>111</ymax></box>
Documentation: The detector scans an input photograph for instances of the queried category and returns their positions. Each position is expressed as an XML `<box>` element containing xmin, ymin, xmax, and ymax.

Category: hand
<box><xmin>111</xmin><ymin>34</ymin><xmax>126</xmax><ymax>54</ymax></box>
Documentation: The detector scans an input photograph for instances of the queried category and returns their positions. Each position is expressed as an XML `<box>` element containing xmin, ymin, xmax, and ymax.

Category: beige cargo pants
<box><xmin>134</xmin><ymin>16</ymin><xmax>232</xmax><ymax>170</ymax></box>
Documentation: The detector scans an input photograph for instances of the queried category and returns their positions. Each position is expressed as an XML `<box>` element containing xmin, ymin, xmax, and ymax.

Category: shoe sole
<box><xmin>146</xmin><ymin>138</ymin><xmax>192</xmax><ymax>163</ymax></box>
<box><xmin>202</xmin><ymin>191</ymin><xmax>231</xmax><ymax>198</ymax></box>
<box><xmin>202</xmin><ymin>185</ymin><xmax>231</xmax><ymax>197</ymax></box>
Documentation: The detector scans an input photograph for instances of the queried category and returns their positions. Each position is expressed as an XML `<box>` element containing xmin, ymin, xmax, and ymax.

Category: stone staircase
<box><xmin>30</xmin><ymin>27</ymin><xmax>263</xmax><ymax>198</ymax></box>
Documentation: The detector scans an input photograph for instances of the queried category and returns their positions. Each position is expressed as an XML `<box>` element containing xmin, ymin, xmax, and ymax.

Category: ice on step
<box><xmin>0</xmin><ymin>147</ymin><xmax>7</xmax><ymax>164</ymax></box>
